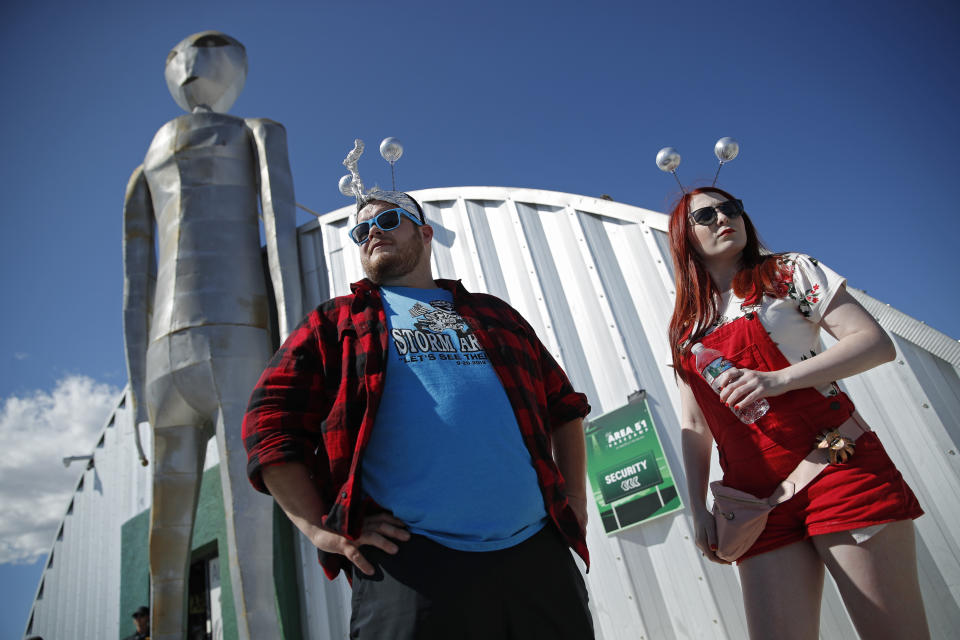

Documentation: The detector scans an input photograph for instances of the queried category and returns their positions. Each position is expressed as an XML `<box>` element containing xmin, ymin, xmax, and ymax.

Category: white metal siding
<box><xmin>25</xmin><ymin>388</ymin><xmax>154</xmax><ymax>639</ymax></box>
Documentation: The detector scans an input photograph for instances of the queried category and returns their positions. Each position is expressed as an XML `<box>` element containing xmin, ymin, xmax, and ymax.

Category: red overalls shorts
<box><xmin>684</xmin><ymin>312</ymin><xmax>923</xmax><ymax>561</ymax></box>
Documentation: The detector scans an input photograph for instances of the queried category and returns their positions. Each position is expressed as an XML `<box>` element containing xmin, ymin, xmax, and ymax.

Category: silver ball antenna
<box><xmin>380</xmin><ymin>137</ymin><xmax>404</xmax><ymax>190</ymax></box>
<box><xmin>338</xmin><ymin>174</ymin><xmax>355</xmax><ymax>197</ymax></box>
<box><xmin>712</xmin><ymin>137</ymin><xmax>739</xmax><ymax>186</ymax></box>
<box><xmin>656</xmin><ymin>147</ymin><xmax>684</xmax><ymax>193</ymax></box>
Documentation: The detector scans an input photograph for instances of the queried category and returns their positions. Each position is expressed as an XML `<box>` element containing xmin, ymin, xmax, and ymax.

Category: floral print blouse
<box><xmin>709</xmin><ymin>253</ymin><xmax>847</xmax><ymax>397</ymax></box>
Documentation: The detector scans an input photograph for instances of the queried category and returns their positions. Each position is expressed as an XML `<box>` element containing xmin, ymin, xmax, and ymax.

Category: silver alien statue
<box><xmin>122</xmin><ymin>31</ymin><xmax>302</xmax><ymax>640</ymax></box>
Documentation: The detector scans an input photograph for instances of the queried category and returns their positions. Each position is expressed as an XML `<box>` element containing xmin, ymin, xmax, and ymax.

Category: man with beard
<box><xmin>243</xmin><ymin>191</ymin><xmax>595</xmax><ymax>639</ymax></box>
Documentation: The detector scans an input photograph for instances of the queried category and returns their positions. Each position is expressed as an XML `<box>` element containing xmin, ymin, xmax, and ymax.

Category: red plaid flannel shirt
<box><xmin>243</xmin><ymin>278</ymin><xmax>591</xmax><ymax>579</ymax></box>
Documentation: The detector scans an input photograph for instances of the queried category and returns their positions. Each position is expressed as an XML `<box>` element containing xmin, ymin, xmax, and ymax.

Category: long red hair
<box><xmin>667</xmin><ymin>187</ymin><xmax>789</xmax><ymax>381</ymax></box>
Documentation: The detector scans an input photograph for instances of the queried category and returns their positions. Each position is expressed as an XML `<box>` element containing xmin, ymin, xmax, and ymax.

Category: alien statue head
<box><xmin>165</xmin><ymin>31</ymin><xmax>247</xmax><ymax>113</ymax></box>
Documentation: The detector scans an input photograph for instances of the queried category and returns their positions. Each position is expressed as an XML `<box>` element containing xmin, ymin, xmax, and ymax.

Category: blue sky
<box><xmin>1</xmin><ymin>0</ymin><xmax>958</xmax><ymax>636</ymax></box>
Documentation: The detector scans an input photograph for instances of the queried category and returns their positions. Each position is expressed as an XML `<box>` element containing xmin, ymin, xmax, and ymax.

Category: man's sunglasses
<box><xmin>349</xmin><ymin>207</ymin><xmax>424</xmax><ymax>245</ymax></box>
<box><xmin>689</xmin><ymin>199</ymin><xmax>745</xmax><ymax>226</ymax></box>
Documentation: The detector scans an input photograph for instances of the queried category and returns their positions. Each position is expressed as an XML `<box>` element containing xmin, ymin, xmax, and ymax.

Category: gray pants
<box><xmin>349</xmin><ymin>524</ymin><xmax>594</xmax><ymax>640</ymax></box>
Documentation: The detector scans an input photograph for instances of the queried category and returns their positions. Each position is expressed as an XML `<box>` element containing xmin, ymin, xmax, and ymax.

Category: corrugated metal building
<box><xmin>25</xmin><ymin>186</ymin><xmax>960</xmax><ymax>639</ymax></box>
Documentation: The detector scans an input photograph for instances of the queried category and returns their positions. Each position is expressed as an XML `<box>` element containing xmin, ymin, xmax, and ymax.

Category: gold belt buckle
<box><xmin>815</xmin><ymin>429</ymin><xmax>855</xmax><ymax>464</ymax></box>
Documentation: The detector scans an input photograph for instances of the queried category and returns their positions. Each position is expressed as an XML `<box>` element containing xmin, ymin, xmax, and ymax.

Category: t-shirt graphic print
<box><xmin>361</xmin><ymin>286</ymin><xmax>548</xmax><ymax>551</ymax></box>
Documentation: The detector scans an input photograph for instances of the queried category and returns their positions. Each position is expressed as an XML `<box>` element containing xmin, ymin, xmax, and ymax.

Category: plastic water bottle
<box><xmin>691</xmin><ymin>343</ymin><xmax>769</xmax><ymax>424</ymax></box>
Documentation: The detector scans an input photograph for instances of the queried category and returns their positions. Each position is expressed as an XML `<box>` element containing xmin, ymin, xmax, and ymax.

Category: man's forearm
<box><xmin>261</xmin><ymin>462</ymin><xmax>328</xmax><ymax>540</ymax></box>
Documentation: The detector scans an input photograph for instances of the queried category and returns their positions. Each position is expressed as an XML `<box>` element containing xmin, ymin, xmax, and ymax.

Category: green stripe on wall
<box><xmin>120</xmin><ymin>464</ymin><xmax>302</xmax><ymax>639</ymax></box>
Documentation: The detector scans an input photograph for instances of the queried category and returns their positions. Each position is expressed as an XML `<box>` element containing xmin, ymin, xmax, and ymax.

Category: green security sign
<box><xmin>585</xmin><ymin>397</ymin><xmax>683</xmax><ymax>534</ymax></box>
<box><xmin>597</xmin><ymin>451</ymin><xmax>662</xmax><ymax>504</ymax></box>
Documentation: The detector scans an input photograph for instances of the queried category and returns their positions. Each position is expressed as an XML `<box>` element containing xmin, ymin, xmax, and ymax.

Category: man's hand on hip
<box><xmin>261</xmin><ymin>463</ymin><xmax>411</xmax><ymax>576</ymax></box>
<box><xmin>309</xmin><ymin>512</ymin><xmax>411</xmax><ymax>576</ymax></box>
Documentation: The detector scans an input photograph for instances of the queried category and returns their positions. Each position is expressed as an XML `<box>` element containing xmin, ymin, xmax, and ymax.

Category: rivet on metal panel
<box><xmin>627</xmin><ymin>595</ymin><xmax>633</xmax><ymax>600</ymax></box>
<box><xmin>898</xmin><ymin>360</ymin><xmax>904</xmax><ymax>364</ymax></box>
<box><xmin>922</xmin><ymin>403</ymin><xmax>929</xmax><ymax>409</ymax></box>
<box><xmin>948</xmin><ymin>450</ymin><xmax>956</xmax><ymax>455</ymax></box>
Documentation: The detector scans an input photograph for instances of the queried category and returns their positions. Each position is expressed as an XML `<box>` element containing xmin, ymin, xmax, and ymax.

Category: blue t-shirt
<box><xmin>361</xmin><ymin>286</ymin><xmax>547</xmax><ymax>551</ymax></box>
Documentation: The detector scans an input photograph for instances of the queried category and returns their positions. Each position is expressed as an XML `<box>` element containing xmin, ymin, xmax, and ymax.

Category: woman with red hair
<box><xmin>669</xmin><ymin>186</ymin><xmax>928</xmax><ymax>639</ymax></box>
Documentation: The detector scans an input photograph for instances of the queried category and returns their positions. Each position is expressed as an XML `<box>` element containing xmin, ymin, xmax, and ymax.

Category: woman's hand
<box><xmin>692</xmin><ymin>506</ymin><xmax>730</xmax><ymax>564</ymax></box>
<box><xmin>717</xmin><ymin>367</ymin><xmax>789</xmax><ymax>410</ymax></box>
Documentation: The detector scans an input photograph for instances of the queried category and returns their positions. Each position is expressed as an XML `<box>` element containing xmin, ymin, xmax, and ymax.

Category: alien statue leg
<box><xmin>145</xmin><ymin>333</ymin><xmax>218</xmax><ymax>640</ymax></box>
<box><xmin>209</xmin><ymin>325</ymin><xmax>281</xmax><ymax>640</ymax></box>
<box><xmin>149</xmin><ymin>421</ymin><xmax>209</xmax><ymax>640</ymax></box>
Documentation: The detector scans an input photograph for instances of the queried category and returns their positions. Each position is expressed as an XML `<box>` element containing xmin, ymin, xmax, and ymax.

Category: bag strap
<box><xmin>766</xmin><ymin>412</ymin><xmax>871</xmax><ymax>506</ymax></box>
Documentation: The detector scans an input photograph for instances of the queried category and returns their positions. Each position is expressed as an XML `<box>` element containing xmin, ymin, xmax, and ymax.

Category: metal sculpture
<box><xmin>122</xmin><ymin>30</ymin><xmax>302</xmax><ymax>640</ymax></box>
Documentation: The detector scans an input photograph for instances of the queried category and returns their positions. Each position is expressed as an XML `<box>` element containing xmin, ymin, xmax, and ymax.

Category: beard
<box><xmin>361</xmin><ymin>234</ymin><xmax>425</xmax><ymax>284</ymax></box>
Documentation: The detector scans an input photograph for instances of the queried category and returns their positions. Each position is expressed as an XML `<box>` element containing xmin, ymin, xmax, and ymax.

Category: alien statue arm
<box><xmin>122</xmin><ymin>165</ymin><xmax>156</xmax><ymax>465</ymax></box>
<box><xmin>247</xmin><ymin>118</ymin><xmax>303</xmax><ymax>341</ymax></box>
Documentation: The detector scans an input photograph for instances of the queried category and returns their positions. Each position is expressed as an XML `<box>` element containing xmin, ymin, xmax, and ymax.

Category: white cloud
<box><xmin>0</xmin><ymin>375</ymin><xmax>120</xmax><ymax>565</ymax></box>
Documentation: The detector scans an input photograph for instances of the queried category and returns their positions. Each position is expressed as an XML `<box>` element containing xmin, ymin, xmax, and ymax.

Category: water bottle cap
<box><xmin>691</xmin><ymin>343</ymin><xmax>704</xmax><ymax>352</ymax></box>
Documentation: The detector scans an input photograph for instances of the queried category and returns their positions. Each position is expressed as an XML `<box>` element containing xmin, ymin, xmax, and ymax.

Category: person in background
<box><xmin>668</xmin><ymin>186</ymin><xmax>928</xmax><ymax>639</ymax></box>
<box><xmin>243</xmin><ymin>190</ymin><xmax>594</xmax><ymax>639</ymax></box>
<box><xmin>124</xmin><ymin>605</ymin><xmax>150</xmax><ymax>640</ymax></box>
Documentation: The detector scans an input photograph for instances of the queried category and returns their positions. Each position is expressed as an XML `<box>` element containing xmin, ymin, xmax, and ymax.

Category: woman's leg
<box><xmin>811</xmin><ymin>520</ymin><xmax>929</xmax><ymax>639</ymax></box>
<box><xmin>737</xmin><ymin>540</ymin><xmax>825</xmax><ymax>640</ymax></box>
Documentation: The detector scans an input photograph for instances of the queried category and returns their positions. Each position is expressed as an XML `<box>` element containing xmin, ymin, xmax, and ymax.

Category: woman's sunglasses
<box><xmin>689</xmin><ymin>199</ymin><xmax>745</xmax><ymax>226</ymax></box>
<box><xmin>349</xmin><ymin>207</ymin><xmax>424</xmax><ymax>245</ymax></box>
